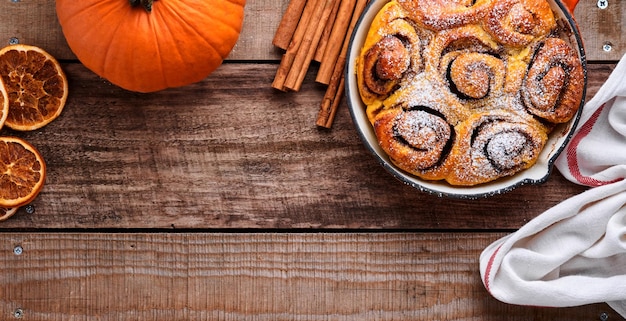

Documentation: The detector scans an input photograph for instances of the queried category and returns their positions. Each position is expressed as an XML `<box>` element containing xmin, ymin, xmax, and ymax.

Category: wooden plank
<box><xmin>0</xmin><ymin>4</ymin><xmax>619</xmax><ymax>231</ymax></box>
<box><xmin>0</xmin><ymin>0</ymin><xmax>285</xmax><ymax>61</ymax></box>
<box><xmin>0</xmin><ymin>0</ymin><xmax>72</xmax><ymax>60</ymax></box>
<box><xmin>0</xmin><ymin>63</ymin><xmax>614</xmax><ymax>230</ymax></box>
<box><xmin>0</xmin><ymin>0</ymin><xmax>623</xmax><ymax>62</ymax></box>
<box><xmin>0</xmin><ymin>232</ymin><xmax>619</xmax><ymax>320</ymax></box>
<box><xmin>574</xmin><ymin>0</ymin><xmax>624</xmax><ymax>61</ymax></box>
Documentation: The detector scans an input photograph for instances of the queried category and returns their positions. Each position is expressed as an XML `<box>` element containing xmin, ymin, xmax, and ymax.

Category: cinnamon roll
<box><xmin>356</xmin><ymin>0</ymin><xmax>584</xmax><ymax>186</ymax></box>
<box><xmin>374</xmin><ymin>106</ymin><xmax>456</xmax><ymax>180</ymax></box>
<box><xmin>357</xmin><ymin>1</ymin><xmax>423</xmax><ymax>107</ymax></box>
<box><xmin>447</xmin><ymin>111</ymin><xmax>547</xmax><ymax>185</ymax></box>
<box><xmin>483</xmin><ymin>0</ymin><xmax>556</xmax><ymax>47</ymax></box>
<box><xmin>399</xmin><ymin>0</ymin><xmax>490</xmax><ymax>31</ymax></box>
<box><xmin>427</xmin><ymin>26</ymin><xmax>506</xmax><ymax>104</ymax></box>
<box><xmin>522</xmin><ymin>37</ymin><xmax>585</xmax><ymax>123</ymax></box>
<box><xmin>448</xmin><ymin>53</ymin><xmax>505</xmax><ymax>100</ymax></box>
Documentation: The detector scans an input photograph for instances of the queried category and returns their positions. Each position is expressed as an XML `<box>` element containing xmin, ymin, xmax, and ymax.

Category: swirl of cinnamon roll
<box><xmin>363</xmin><ymin>36</ymin><xmax>410</xmax><ymax>96</ymax></box>
<box><xmin>447</xmin><ymin>52</ymin><xmax>506</xmax><ymax>100</ymax></box>
<box><xmin>428</xmin><ymin>25</ymin><xmax>505</xmax><ymax>101</ymax></box>
<box><xmin>373</xmin><ymin>106</ymin><xmax>456</xmax><ymax>180</ymax></box>
<box><xmin>399</xmin><ymin>0</ymin><xmax>490</xmax><ymax>31</ymax></box>
<box><xmin>483</xmin><ymin>0</ymin><xmax>556</xmax><ymax>47</ymax></box>
<box><xmin>357</xmin><ymin>2</ymin><xmax>423</xmax><ymax>106</ymax></box>
<box><xmin>447</xmin><ymin>111</ymin><xmax>547</xmax><ymax>185</ymax></box>
<box><xmin>355</xmin><ymin>0</ymin><xmax>584</xmax><ymax>186</ymax></box>
<box><xmin>522</xmin><ymin>38</ymin><xmax>584</xmax><ymax>123</ymax></box>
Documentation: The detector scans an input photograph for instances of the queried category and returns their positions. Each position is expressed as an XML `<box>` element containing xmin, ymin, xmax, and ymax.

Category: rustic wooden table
<box><xmin>0</xmin><ymin>1</ymin><xmax>624</xmax><ymax>320</ymax></box>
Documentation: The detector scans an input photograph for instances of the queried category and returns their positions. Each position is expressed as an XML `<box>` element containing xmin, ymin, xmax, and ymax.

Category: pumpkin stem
<box><xmin>130</xmin><ymin>0</ymin><xmax>154</xmax><ymax>12</ymax></box>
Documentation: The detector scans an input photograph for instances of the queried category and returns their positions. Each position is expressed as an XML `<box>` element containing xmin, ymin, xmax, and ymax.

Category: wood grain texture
<box><xmin>0</xmin><ymin>63</ymin><xmax>614</xmax><ymax>230</ymax></box>
<box><xmin>0</xmin><ymin>1</ymin><xmax>622</xmax><ymax>320</ymax></box>
<box><xmin>0</xmin><ymin>0</ymin><xmax>72</xmax><ymax>60</ymax></box>
<box><xmin>0</xmin><ymin>233</ymin><xmax>619</xmax><ymax>320</ymax></box>
<box><xmin>0</xmin><ymin>0</ymin><xmax>623</xmax><ymax>62</ymax></box>
<box><xmin>574</xmin><ymin>0</ymin><xmax>624</xmax><ymax>61</ymax></box>
<box><xmin>0</xmin><ymin>0</ymin><xmax>285</xmax><ymax>62</ymax></box>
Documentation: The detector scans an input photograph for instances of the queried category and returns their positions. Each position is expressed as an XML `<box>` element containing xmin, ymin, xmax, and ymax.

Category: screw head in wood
<box><xmin>24</xmin><ymin>205</ymin><xmax>35</xmax><ymax>214</ymax></box>
<box><xmin>13</xmin><ymin>308</ymin><xmax>23</xmax><ymax>319</ymax></box>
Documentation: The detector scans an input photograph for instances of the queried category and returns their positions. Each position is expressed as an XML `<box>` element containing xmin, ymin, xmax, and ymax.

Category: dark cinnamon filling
<box><xmin>484</xmin><ymin>130</ymin><xmax>535</xmax><ymax>172</ymax></box>
<box><xmin>392</xmin><ymin>106</ymin><xmax>455</xmax><ymax>170</ymax></box>
<box><xmin>522</xmin><ymin>39</ymin><xmax>580</xmax><ymax>121</ymax></box>
<box><xmin>471</xmin><ymin>118</ymin><xmax>537</xmax><ymax>172</ymax></box>
<box><xmin>446</xmin><ymin>59</ymin><xmax>491</xmax><ymax>100</ymax></box>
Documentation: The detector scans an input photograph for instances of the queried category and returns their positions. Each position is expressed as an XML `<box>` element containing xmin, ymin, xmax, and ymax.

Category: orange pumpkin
<box><xmin>56</xmin><ymin>0</ymin><xmax>246</xmax><ymax>93</ymax></box>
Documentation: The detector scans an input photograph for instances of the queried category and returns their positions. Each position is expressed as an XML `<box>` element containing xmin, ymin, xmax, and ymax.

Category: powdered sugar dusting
<box><xmin>357</xmin><ymin>0</ymin><xmax>583</xmax><ymax>186</ymax></box>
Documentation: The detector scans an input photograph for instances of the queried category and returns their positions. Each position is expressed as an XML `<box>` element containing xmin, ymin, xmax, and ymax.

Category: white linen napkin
<box><xmin>479</xmin><ymin>55</ymin><xmax>626</xmax><ymax>318</ymax></box>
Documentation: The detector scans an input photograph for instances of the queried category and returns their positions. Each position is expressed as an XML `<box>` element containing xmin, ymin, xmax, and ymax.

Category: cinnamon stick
<box><xmin>314</xmin><ymin>0</ymin><xmax>342</xmax><ymax>63</ymax></box>
<box><xmin>315</xmin><ymin>48</ymin><xmax>347</xmax><ymax>128</ymax></box>
<box><xmin>272</xmin><ymin>0</ymin><xmax>308</xmax><ymax>50</ymax></box>
<box><xmin>316</xmin><ymin>76</ymin><xmax>345</xmax><ymax>128</ymax></box>
<box><xmin>315</xmin><ymin>0</ymin><xmax>357</xmax><ymax>85</ymax></box>
<box><xmin>271</xmin><ymin>0</ymin><xmax>318</xmax><ymax>91</ymax></box>
<box><xmin>271</xmin><ymin>52</ymin><xmax>296</xmax><ymax>91</ymax></box>
<box><xmin>316</xmin><ymin>0</ymin><xmax>369</xmax><ymax>127</ymax></box>
<box><xmin>284</xmin><ymin>0</ymin><xmax>337</xmax><ymax>91</ymax></box>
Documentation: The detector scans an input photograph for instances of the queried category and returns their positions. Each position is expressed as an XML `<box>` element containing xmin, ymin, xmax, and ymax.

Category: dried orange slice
<box><xmin>0</xmin><ymin>136</ymin><xmax>46</xmax><ymax>208</ymax></box>
<box><xmin>0</xmin><ymin>77</ymin><xmax>8</xmax><ymax>130</ymax></box>
<box><xmin>0</xmin><ymin>44</ymin><xmax>68</xmax><ymax>131</ymax></box>
<box><xmin>0</xmin><ymin>207</ymin><xmax>18</xmax><ymax>222</ymax></box>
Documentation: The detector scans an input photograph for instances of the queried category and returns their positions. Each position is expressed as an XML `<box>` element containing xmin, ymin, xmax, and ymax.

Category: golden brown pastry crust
<box><xmin>483</xmin><ymin>0</ymin><xmax>556</xmax><ymax>47</ymax></box>
<box><xmin>356</xmin><ymin>0</ymin><xmax>584</xmax><ymax>186</ymax></box>
<box><xmin>446</xmin><ymin>111</ymin><xmax>548</xmax><ymax>186</ymax></box>
<box><xmin>374</xmin><ymin>106</ymin><xmax>456</xmax><ymax>181</ymax></box>
<box><xmin>398</xmin><ymin>0</ymin><xmax>491</xmax><ymax>31</ymax></box>
<box><xmin>356</xmin><ymin>1</ymin><xmax>423</xmax><ymax>110</ymax></box>
<box><xmin>522</xmin><ymin>37</ymin><xmax>585</xmax><ymax>123</ymax></box>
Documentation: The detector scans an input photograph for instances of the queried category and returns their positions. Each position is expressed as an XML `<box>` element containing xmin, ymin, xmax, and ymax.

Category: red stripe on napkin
<box><xmin>566</xmin><ymin>103</ymin><xmax>623</xmax><ymax>187</ymax></box>
<box><xmin>483</xmin><ymin>244</ymin><xmax>503</xmax><ymax>292</ymax></box>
